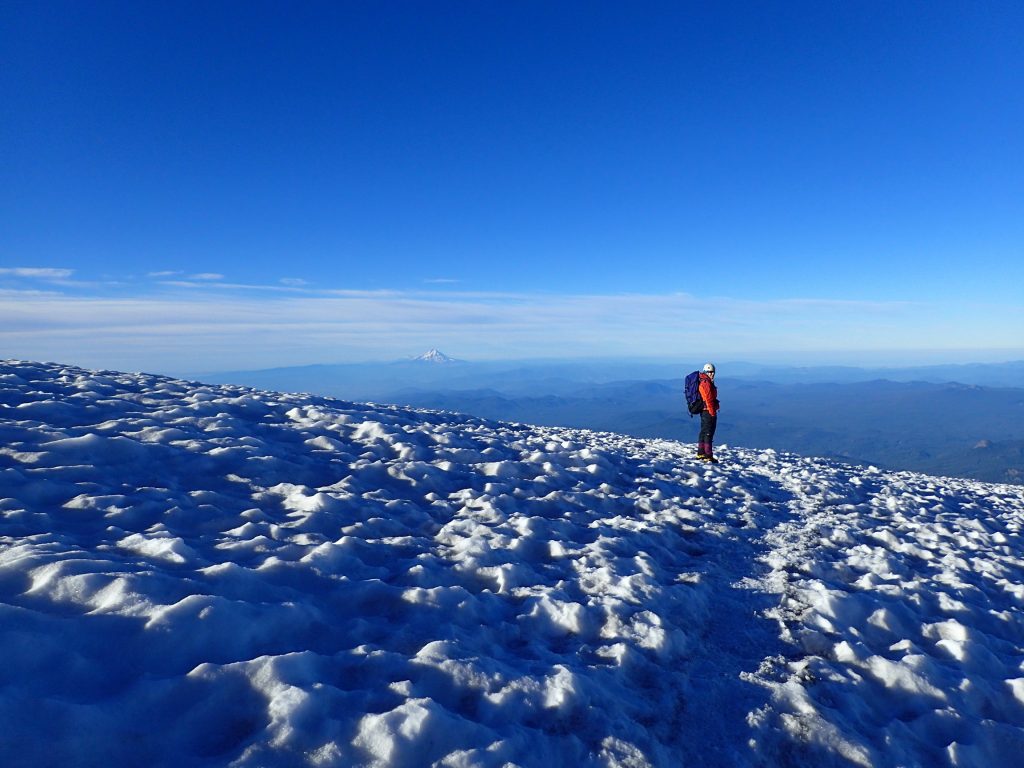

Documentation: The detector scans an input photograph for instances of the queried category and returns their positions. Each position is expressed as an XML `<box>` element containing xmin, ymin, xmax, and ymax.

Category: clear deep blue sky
<box><xmin>2</xmin><ymin>1</ymin><xmax>1022</xmax><ymax>371</ymax></box>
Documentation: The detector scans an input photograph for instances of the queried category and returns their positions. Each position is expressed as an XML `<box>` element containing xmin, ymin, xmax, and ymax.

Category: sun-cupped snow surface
<box><xmin>2</xmin><ymin>362</ymin><xmax>1024</xmax><ymax>767</ymax></box>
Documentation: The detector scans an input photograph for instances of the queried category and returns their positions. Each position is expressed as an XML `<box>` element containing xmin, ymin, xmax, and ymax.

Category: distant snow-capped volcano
<box><xmin>413</xmin><ymin>348</ymin><xmax>459</xmax><ymax>363</ymax></box>
<box><xmin>2</xmin><ymin>359</ymin><xmax>1023</xmax><ymax>767</ymax></box>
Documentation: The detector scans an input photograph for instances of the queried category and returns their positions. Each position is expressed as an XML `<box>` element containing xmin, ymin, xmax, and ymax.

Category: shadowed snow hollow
<box><xmin>1</xmin><ymin>361</ymin><xmax>1023</xmax><ymax>767</ymax></box>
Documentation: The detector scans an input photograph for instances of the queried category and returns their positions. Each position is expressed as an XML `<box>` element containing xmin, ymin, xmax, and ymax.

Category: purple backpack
<box><xmin>684</xmin><ymin>371</ymin><xmax>703</xmax><ymax>416</ymax></box>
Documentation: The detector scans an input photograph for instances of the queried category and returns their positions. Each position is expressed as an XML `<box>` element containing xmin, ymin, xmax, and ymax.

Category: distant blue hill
<box><xmin>723</xmin><ymin>360</ymin><xmax>1024</xmax><ymax>388</ymax></box>
<box><xmin>197</xmin><ymin>358</ymin><xmax>1024</xmax><ymax>398</ymax></box>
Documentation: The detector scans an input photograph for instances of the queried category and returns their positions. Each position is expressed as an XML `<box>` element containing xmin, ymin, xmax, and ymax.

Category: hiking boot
<box><xmin>696</xmin><ymin>451</ymin><xmax>709</xmax><ymax>460</ymax></box>
<box><xmin>703</xmin><ymin>456</ymin><xmax>720</xmax><ymax>464</ymax></box>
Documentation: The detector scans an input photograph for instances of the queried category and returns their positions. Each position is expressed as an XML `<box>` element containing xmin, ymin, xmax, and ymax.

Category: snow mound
<box><xmin>1</xmin><ymin>360</ymin><xmax>1023</xmax><ymax>767</ymax></box>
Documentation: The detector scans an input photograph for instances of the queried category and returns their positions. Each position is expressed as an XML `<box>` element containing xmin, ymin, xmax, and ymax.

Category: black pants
<box><xmin>699</xmin><ymin>411</ymin><xmax>717</xmax><ymax>449</ymax></box>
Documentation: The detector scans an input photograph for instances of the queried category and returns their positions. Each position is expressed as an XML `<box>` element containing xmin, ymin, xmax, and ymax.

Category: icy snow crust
<box><xmin>2</xmin><ymin>361</ymin><xmax>1024</xmax><ymax>767</ymax></box>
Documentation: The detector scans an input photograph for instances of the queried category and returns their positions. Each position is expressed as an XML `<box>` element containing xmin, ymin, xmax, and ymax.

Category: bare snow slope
<box><xmin>2</xmin><ymin>361</ymin><xmax>1024</xmax><ymax>768</ymax></box>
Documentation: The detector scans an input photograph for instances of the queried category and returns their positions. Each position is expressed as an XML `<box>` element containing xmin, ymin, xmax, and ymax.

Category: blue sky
<box><xmin>2</xmin><ymin>1</ymin><xmax>1022</xmax><ymax>373</ymax></box>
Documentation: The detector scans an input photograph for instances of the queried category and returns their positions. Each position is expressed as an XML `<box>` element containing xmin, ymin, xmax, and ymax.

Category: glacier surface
<box><xmin>1</xmin><ymin>361</ymin><xmax>1023</xmax><ymax>767</ymax></box>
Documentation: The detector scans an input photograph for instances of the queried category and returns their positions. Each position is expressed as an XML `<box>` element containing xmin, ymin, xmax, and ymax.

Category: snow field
<box><xmin>1</xmin><ymin>360</ymin><xmax>1023</xmax><ymax>767</ymax></box>
<box><xmin>746</xmin><ymin>457</ymin><xmax>1024</xmax><ymax>766</ymax></box>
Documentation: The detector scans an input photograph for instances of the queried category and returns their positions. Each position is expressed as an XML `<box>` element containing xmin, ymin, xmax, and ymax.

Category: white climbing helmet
<box><xmin>702</xmin><ymin>362</ymin><xmax>716</xmax><ymax>376</ymax></box>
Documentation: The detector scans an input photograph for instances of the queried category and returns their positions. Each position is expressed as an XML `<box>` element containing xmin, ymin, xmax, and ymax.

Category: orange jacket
<box><xmin>698</xmin><ymin>373</ymin><xmax>719</xmax><ymax>417</ymax></box>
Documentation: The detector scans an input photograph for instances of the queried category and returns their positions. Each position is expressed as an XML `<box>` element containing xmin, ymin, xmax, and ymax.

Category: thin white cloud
<box><xmin>280</xmin><ymin>278</ymin><xmax>308</xmax><ymax>287</ymax></box>
<box><xmin>424</xmin><ymin>278</ymin><xmax>460</xmax><ymax>285</ymax></box>
<box><xmin>4</xmin><ymin>285</ymin><xmax>1019</xmax><ymax>375</ymax></box>
<box><xmin>156</xmin><ymin>279</ymin><xmax>410</xmax><ymax>298</ymax></box>
<box><xmin>149</xmin><ymin>271</ymin><xmax>226</xmax><ymax>281</ymax></box>
<box><xmin>0</xmin><ymin>288</ymin><xmax>64</xmax><ymax>297</ymax></box>
<box><xmin>158</xmin><ymin>280</ymin><xmax>311</xmax><ymax>293</ymax></box>
<box><xmin>0</xmin><ymin>267</ymin><xmax>73</xmax><ymax>279</ymax></box>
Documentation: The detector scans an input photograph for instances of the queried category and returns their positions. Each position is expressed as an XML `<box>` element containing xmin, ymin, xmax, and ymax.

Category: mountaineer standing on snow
<box><xmin>696</xmin><ymin>362</ymin><xmax>720</xmax><ymax>463</ymax></box>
